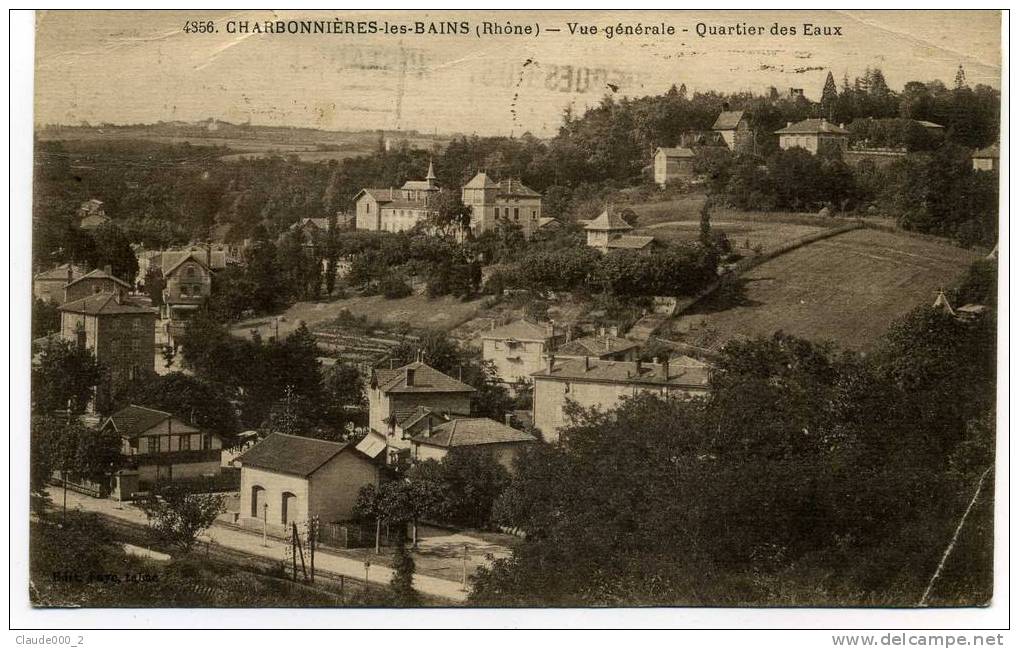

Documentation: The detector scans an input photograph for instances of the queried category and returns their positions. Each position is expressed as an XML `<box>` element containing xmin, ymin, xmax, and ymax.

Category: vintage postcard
<box><xmin>21</xmin><ymin>8</ymin><xmax>1003</xmax><ymax>623</ymax></box>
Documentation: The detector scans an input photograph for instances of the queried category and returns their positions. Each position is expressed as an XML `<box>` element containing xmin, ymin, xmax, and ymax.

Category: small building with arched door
<box><xmin>237</xmin><ymin>433</ymin><xmax>381</xmax><ymax>537</ymax></box>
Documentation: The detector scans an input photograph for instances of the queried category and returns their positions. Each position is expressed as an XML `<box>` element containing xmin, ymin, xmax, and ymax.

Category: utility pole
<box><xmin>363</xmin><ymin>559</ymin><xmax>371</xmax><ymax>595</ymax></box>
<box><xmin>461</xmin><ymin>543</ymin><xmax>469</xmax><ymax>592</ymax></box>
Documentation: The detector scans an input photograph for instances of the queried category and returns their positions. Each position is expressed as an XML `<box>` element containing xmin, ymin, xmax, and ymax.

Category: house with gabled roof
<box><xmin>712</xmin><ymin>110</ymin><xmax>754</xmax><ymax>152</ymax></box>
<box><xmin>58</xmin><ymin>293</ymin><xmax>157</xmax><ymax>407</ymax></box>
<box><xmin>555</xmin><ymin>329</ymin><xmax>640</xmax><ymax>362</ymax></box>
<box><xmin>972</xmin><ymin>144</ymin><xmax>999</xmax><ymax>172</ymax></box>
<box><xmin>354</xmin><ymin>162</ymin><xmax>441</xmax><ymax>233</ymax></box>
<box><xmin>63</xmin><ymin>267</ymin><xmax>132</xmax><ymax>304</ymax></box>
<box><xmin>462</xmin><ymin>172</ymin><xmax>544</xmax><ymax>239</ymax></box>
<box><xmin>161</xmin><ymin>251</ymin><xmax>213</xmax><ymax>346</ymax></box>
<box><xmin>33</xmin><ymin>263</ymin><xmax>86</xmax><ymax>304</ymax></box>
<box><xmin>653</xmin><ymin>146</ymin><xmax>696</xmax><ymax>187</ymax></box>
<box><xmin>531</xmin><ymin>355</ymin><xmax>711</xmax><ymax>441</ymax></box>
<box><xmin>481</xmin><ymin>319</ymin><xmax>567</xmax><ymax>385</ymax></box>
<box><xmin>368</xmin><ymin>360</ymin><xmax>475</xmax><ymax>461</ymax></box>
<box><xmin>410</xmin><ymin>417</ymin><xmax>537</xmax><ymax>470</ymax></box>
<box><xmin>585</xmin><ymin>209</ymin><xmax>657</xmax><ymax>253</ymax></box>
<box><xmin>776</xmin><ymin>118</ymin><xmax>849</xmax><ymax>155</ymax></box>
<box><xmin>100</xmin><ymin>404</ymin><xmax>225</xmax><ymax>499</ymax></box>
<box><xmin>237</xmin><ymin>433</ymin><xmax>380</xmax><ymax>535</ymax></box>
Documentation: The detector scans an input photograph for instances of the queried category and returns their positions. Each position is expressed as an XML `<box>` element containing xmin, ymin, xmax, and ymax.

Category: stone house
<box><xmin>410</xmin><ymin>417</ymin><xmax>537</xmax><ymax>471</ymax></box>
<box><xmin>531</xmin><ymin>355</ymin><xmax>711</xmax><ymax>441</ymax></box>
<box><xmin>33</xmin><ymin>263</ymin><xmax>85</xmax><ymax>304</ymax></box>
<box><xmin>712</xmin><ymin>110</ymin><xmax>754</xmax><ymax>153</ymax></box>
<box><xmin>354</xmin><ymin>162</ymin><xmax>441</xmax><ymax>233</ymax></box>
<box><xmin>775</xmin><ymin>118</ymin><xmax>849</xmax><ymax>155</ymax></box>
<box><xmin>653</xmin><ymin>147</ymin><xmax>696</xmax><ymax>187</ymax></box>
<box><xmin>58</xmin><ymin>292</ymin><xmax>157</xmax><ymax>406</ymax></box>
<box><xmin>481</xmin><ymin>319</ymin><xmax>567</xmax><ymax>385</ymax></box>
<box><xmin>462</xmin><ymin>172</ymin><xmax>544</xmax><ymax>239</ymax></box>
<box><xmin>367</xmin><ymin>361</ymin><xmax>475</xmax><ymax>462</ymax></box>
<box><xmin>63</xmin><ymin>268</ymin><xmax>132</xmax><ymax>304</ymax></box>
<box><xmin>237</xmin><ymin>433</ymin><xmax>380</xmax><ymax>536</ymax></box>
<box><xmin>101</xmin><ymin>404</ymin><xmax>224</xmax><ymax>499</ymax></box>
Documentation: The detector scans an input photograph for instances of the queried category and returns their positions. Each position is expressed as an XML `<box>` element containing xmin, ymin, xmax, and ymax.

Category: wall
<box><xmin>355</xmin><ymin>194</ymin><xmax>381</xmax><ymax>231</ymax></box>
<box><xmin>483</xmin><ymin>337</ymin><xmax>547</xmax><ymax>384</ymax></box>
<box><xmin>379</xmin><ymin>206</ymin><xmax>434</xmax><ymax>232</ymax></box>
<box><xmin>165</xmin><ymin>260</ymin><xmax>211</xmax><ymax>302</ymax></box>
<box><xmin>64</xmin><ymin>278</ymin><xmax>127</xmax><ymax>304</ymax></box>
<box><xmin>655</xmin><ymin>155</ymin><xmax>694</xmax><ymax>187</ymax></box>
<box><xmin>35</xmin><ymin>278</ymin><xmax>69</xmax><ymax>304</ymax></box>
<box><xmin>308</xmin><ymin>452</ymin><xmax>379</xmax><ymax>523</ymax></box>
<box><xmin>95</xmin><ymin>313</ymin><xmax>157</xmax><ymax>385</ymax></box>
<box><xmin>239</xmin><ymin>466</ymin><xmax>310</xmax><ymax>535</ymax></box>
<box><xmin>413</xmin><ymin>442</ymin><xmax>526</xmax><ymax>472</ymax></box>
<box><xmin>533</xmin><ymin>376</ymin><xmax>705</xmax><ymax>442</ymax></box>
<box><xmin>369</xmin><ymin>388</ymin><xmax>472</xmax><ymax>442</ymax></box>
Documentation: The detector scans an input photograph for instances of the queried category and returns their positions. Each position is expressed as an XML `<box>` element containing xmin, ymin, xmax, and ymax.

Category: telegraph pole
<box><xmin>461</xmin><ymin>543</ymin><xmax>469</xmax><ymax>591</ymax></box>
<box><xmin>262</xmin><ymin>502</ymin><xmax>268</xmax><ymax>547</ymax></box>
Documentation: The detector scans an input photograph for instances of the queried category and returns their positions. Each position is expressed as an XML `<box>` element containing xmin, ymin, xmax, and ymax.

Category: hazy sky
<box><xmin>35</xmin><ymin>10</ymin><xmax>1001</xmax><ymax>136</ymax></box>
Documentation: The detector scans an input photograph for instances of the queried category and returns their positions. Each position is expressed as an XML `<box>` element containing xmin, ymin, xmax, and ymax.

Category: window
<box><xmin>251</xmin><ymin>486</ymin><xmax>265</xmax><ymax>518</ymax></box>
<box><xmin>147</xmin><ymin>437</ymin><xmax>159</xmax><ymax>454</ymax></box>
<box><xmin>532</xmin><ymin>210</ymin><xmax>537</xmax><ymax>220</ymax></box>
<box><xmin>514</xmin><ymin>208</ymin><xmax>520</xmax><ymax>220</ymax></box>
<box><xmin>180</xmin><ymin>435</ymin><xmax>191</xmax><ymax>451</ymax></box>
<box><xmin>281</xmin><ymin>492</ymin><xmax>297</xmax><ymax>525</ymax></box>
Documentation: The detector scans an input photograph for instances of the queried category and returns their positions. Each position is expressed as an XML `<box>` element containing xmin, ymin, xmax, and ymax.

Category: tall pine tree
<box><xmin>820</xmin><ymin>71</ymin><xmax>839</xmax><ymax>121</ymax></box>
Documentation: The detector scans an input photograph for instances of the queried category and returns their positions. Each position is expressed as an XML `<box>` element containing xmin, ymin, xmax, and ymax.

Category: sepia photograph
<box><xmin>12</xmin><ymin>6</ymin><xmax>1007</xmax><ymax>633</ymax></box>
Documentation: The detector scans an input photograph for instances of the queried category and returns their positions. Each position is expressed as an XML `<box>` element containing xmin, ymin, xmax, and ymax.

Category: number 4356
<box><xmin>183</xmin><ymin>20</ymin><xmax>216</xmax><ymax>34</ymax></box>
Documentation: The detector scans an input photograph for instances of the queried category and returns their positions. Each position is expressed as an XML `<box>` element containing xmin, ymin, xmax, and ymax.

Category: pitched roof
<box><xmin>656</xmin><ymin>146</ymin><xmax>696</xmax><ymax>158</ymax></box>
<box><xmin>355</xmin><ymin>431</ymin><xmax>388</xmax><ymax>459</ymax></box>
<box><xmin>972</xmin><ymin>144</ymin><xmax>999</xmax><ymax>159</ymax></box>
<box><xmin>533</xmin><ymin>356</ymin><xmax>711</xmax><ymax>389</ymax></box>
<box><xmin>372</xmin><ymin>361</ymin><xmax>476</xmax><ymax>394</ymax></box>
<box><xmin>58</xmin><ymin>292</ymin><xmax>156</xmax><ymax>316</ymax></box>
<box><xmin>585</xmin><ymin>209</ymin><xmax>633</xmax><ymax>232</ymax></box>
<box><xmin>237</xmin><ymin>433</ymin><xmax>354</xmax><ymax>477</ymax></box>
<box><xmin>774</xmin><ymin>119</ymin><xmax>850</xmax><ymax>135</ymax></box>
<box><xmin>162</xmin><ymin>251</ymin><xmax>213</xmax><ymax>276</ymax></box>
<box><xmin>606</xmin><ymin>235</ymin><xmax>656</xmax><ymax>250</ymax></box>
<box><xmin>482</xmin><ymin>319</ymin><xmax>561</xmax><ymax>342</ymax></box>
<box><xmin>497</xmin><ymin>178</ymin><xmax>541</xmax><ymax>197</ymax></box>
<box><xmin>291</xmin><ymin>217</ymin><xmax>331</xmax><ymax>230</ymax></box>
<box><xmin>712</xmin><ymin>111</ymin><xmax>746</xmax><ymax>131</ymax></box>
<box><xmin>65</xmin><ymin>268</ymin><xmax>132</xmax><ymax>289</ymax></box>
<box><xmin>401</xmin><ymin>180</ymin><xmax>439</xmax><ymax>191</ymax></box>
<box><xmin>556</xmin><ymin>334</ymin><xmax>640</xmax><ymax>358</ymax></box>
<box><xmin>537</xmin><ymin>217</ymin><xmax>558</xmax><ymax>229</ymax></box>
<box><xmin>105</xmin><ymin>405</ymin><xmax>173</xmax><ymax>438</ymax></box>
<box><xmin>356</xmin><ymin>188</ymin><xmax>437</xmax><ymax>211</ymax></box>
<box><xmin>34</xmin><ymin>263</ymin><xmax>85</xmax><ymax>282</ymax></box>
<box><xmin>915</xmin><ymin>120</ymin><xmax>945</xmax><ymax>129</ymax></box>
<box><xmin>411</xmin><ymin>418</ymin><xmax>536</xmax><ymax>449</ymax></box>
<box><xmin>463</xmin><ymin>172</ymin><xmax>500</xmax><ymax>189</ymax></box>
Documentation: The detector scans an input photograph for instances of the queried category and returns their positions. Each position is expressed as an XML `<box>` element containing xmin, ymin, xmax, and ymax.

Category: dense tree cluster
<box><xmin>473</xmin><ymin>266</ymin><xmax>995</xmax><ymax>604</ymax></box>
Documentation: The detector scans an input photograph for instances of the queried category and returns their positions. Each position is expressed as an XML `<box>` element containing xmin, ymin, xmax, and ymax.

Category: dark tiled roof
<box><xmin>556</xmin><ymin>335</ymin><xmax>640</xmax><ymax>358</ymax></box>
<box><xmin>482</xmin><ymin>319</ymin><xmax>561</xmax><ymax>342</ymax></box>
<box><xmin>585</xmin><ymin>209</ymin><xmax>633</xmax><ymax>232</ymax></box>
<box><xmin>34</xmin><ymin>263</ymin><xmax>85</xmax><ymax>282</ymax></box>
<box><xmin>606</xmin><ymin>235</ymin><xmax>656</xmax><ymax>249</ymax></box>
<box><xmin>533</xmin><ymin>356</ymin><xmax>711</xmax><ymax>389</ymax></box>
<box><xmin>65</xmin><ymin>268</ymin><xmax>132</xmax><ymax>289</ymax></box>
<box><xmin>373</xmin><ymin>361</ymin><xmax>475</xmax><ymax>394</ymax></box>
<box><xmin>162</xmin><ymin>252</ymin><xmax>212</xmax><ymax>277</ymax></box>
<box><xmin>105</xmin><ymin>405</ymin><xmax>171</xmax><ymax>438</ymax></box>
<box><xmin>712</xmin><ymin>111</ymin><xmax>746</xmax><ymax>131</ymax></box>
<box><xmin>774</xmin><ymin>119</ymin><xmax>849</xmax><ymax>135</ymax></box>
<box><xmin>237</xmin><ymin>433</ymin><xmax>352</xmax><ymax>477</ymax></box>
<box><xmin>496</xmin><ymin>178</ymin><xmax>541</xmax><ymax>197</ymax></box>
<box><xmin>358</xmin><ymin>188</ymin><xmax>436</xmax><ymax>211</ymax></box>
<box><xmin>411</xmin><ymin>418</ymin><xmax>536</xmax><ymax>448</ymax></box>
<box><xmin>972</xmin><ymin>144</ymin><xmax>999</xmax><ymax>159</ymax></box>
<box><xmin>463</xmin><ymin>172</ymin><xmax>499</xmax><ymax>189</ymax></box>
<box><xmin>58</xmin><ymin>293</ymin><xmax>156</xmax><ymax>316</ymax></box>
<box><xmin>656</xmin><ymin>147</ymin><xmax>696</xmax><ymax>158</ymax></box>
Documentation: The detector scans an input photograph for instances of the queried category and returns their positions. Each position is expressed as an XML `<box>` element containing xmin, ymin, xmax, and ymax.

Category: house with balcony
<box><xmin>481</xmin><ymin>319</ymin><xmax>567</xmax><ymax>386</ymax></box>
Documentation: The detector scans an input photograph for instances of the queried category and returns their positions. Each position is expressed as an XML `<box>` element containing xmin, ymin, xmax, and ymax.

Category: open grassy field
<box><xmin>230</xmin><ymin>292</ymin><xmax>488</xmax><ymax>340</ymax></box>
<box><xmin>667</xmin><ymin>228</ymin><xmax>982</xmax><ymax>352</ymax></box>
<box><xmin>639</xmin><ymin>220</ymin><xmax>826</xmax><ymax>252</ymax></box>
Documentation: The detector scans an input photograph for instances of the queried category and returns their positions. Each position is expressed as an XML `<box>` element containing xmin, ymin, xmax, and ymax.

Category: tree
<box><xmin>323</xmin><ymin>363</ymin><xmax>365</xmax><ymax>409</ymax></box>
<box><xmin>32</xmin><ymin>339</ymin><xmax>104</xmax><ymax>415</ymax></box>
<box><xmin>32</xmin><ymin>298</ymin><xmax>61</xmax><ymax>339</ymax></box>
<box><xmin>139</xmin><ymin>482</ymin><xmax>226</xmax><ymax>553</ymax></box>
<box><xmin>30</xmin><ymin>415</ymin><xmax>79</xmax><ymax>515</ymax></box>
<box><xmin>820</xmin><ymin>71</ymin><xmax>839</xmax><ymax>121</ymax></box>
<box><xmin>389</xmin><ymin>537</ymin><xmax>420</xmax><ymax>606</ymax></box>
<box><xmin>409</xmin><ymin>450</ymin><xmax>511</xmax><ymax>529</ymax></box>
<box><xmin>113</xmin><ymin>371</ymin><xmax>240</xmax><ymax>439</ymax></box>
<box><xmin>428</xmin><ymin>191</ymin><xmax>473</xmax><ymax>239</ymax></box>
<box><xmin>144</xmin><ymin>265</ymin><xmax>166</xmax><ymax>308</ymax></box>
<box><xmin>89</xmin><ymin>222</ymin><xmax>138</xmax><ymax>283</ymax></box>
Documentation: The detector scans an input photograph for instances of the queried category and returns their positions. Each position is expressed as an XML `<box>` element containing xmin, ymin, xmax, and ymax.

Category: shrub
<box><xmin>380</xmin><ymin>275</ymin><xmax>413</xmax><ymax>299</ymax></box>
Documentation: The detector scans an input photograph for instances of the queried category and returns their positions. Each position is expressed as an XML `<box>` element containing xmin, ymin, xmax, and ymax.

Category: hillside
<box><xmin>667</xmin><ymin>228</ymin><xmax>982</xmax><ymax>351</ymax></box>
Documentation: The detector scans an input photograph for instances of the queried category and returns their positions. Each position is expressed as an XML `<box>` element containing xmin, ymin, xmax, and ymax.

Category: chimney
<box><xmin>609</xmin><ymin>325</ymin><xmax>618</xmax><ymax>337</ymax></box>
<box><xmin>661</xmin><ymin>356</ymin><xmax>670</xmax><ymax>381</ymax></box>
<box><xmin>425</xmin><ymin>417</ymin><xmax>433</xmax><ymax>438</ymax></box>
<box><xmin>504</xmin><ymin>413</ymin><xmax>514</xmax><ymax>428</ymax></box>
<box><xmin>547</xmin><ymin>353</ymin><xmax>555</xmax><ymax>374</ymax></box>
<box><xmin>405</xmin><ymin>368</ymin><xmax>415</xmax><ymax>387</ymax></box>
<box><xmin>599</xmin><ymin>326</ymin><xmax>605</xmax><ymax>337</ymax></box>
<box><xmin>839</xmin><ymin>123</ymin><xmax>845</xmax><ymax>129</ymax></box>
<box><xmin>206</xmin><ymin>244</ymin><xmax>212</xmax><ymax>268</ymax></box>
<box><xmin>546</xmin><ymin>319</ymin><xmax>555</xmax><ymax>339</ymax></box>
<box><xmin>635</xmin><ymin>359</ymin><xmax>643</xmax><ymax>375</ymax></box>
<box><xmin>104</xmin><ymin>264</ymin><xmax>112</xmax><ymax>276</ymax></box>
<box><xmin>786</xmin><ymin>121</ymin><xmax>792</xmax><ymax>128</ymax></box>
<box><xmin>584</xmin><ymin>356</ymin><xmax>591</xmax><ymax>372</ymax></box>
<box><xmin>66</xmin><ymin>265</ymin><xmax>73</xmax><ymax>284</ymax></box>
<box><xmin>605</xmin><ymin>337</ymin><xmax>610</xmax><ymax>353</ymax></box>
